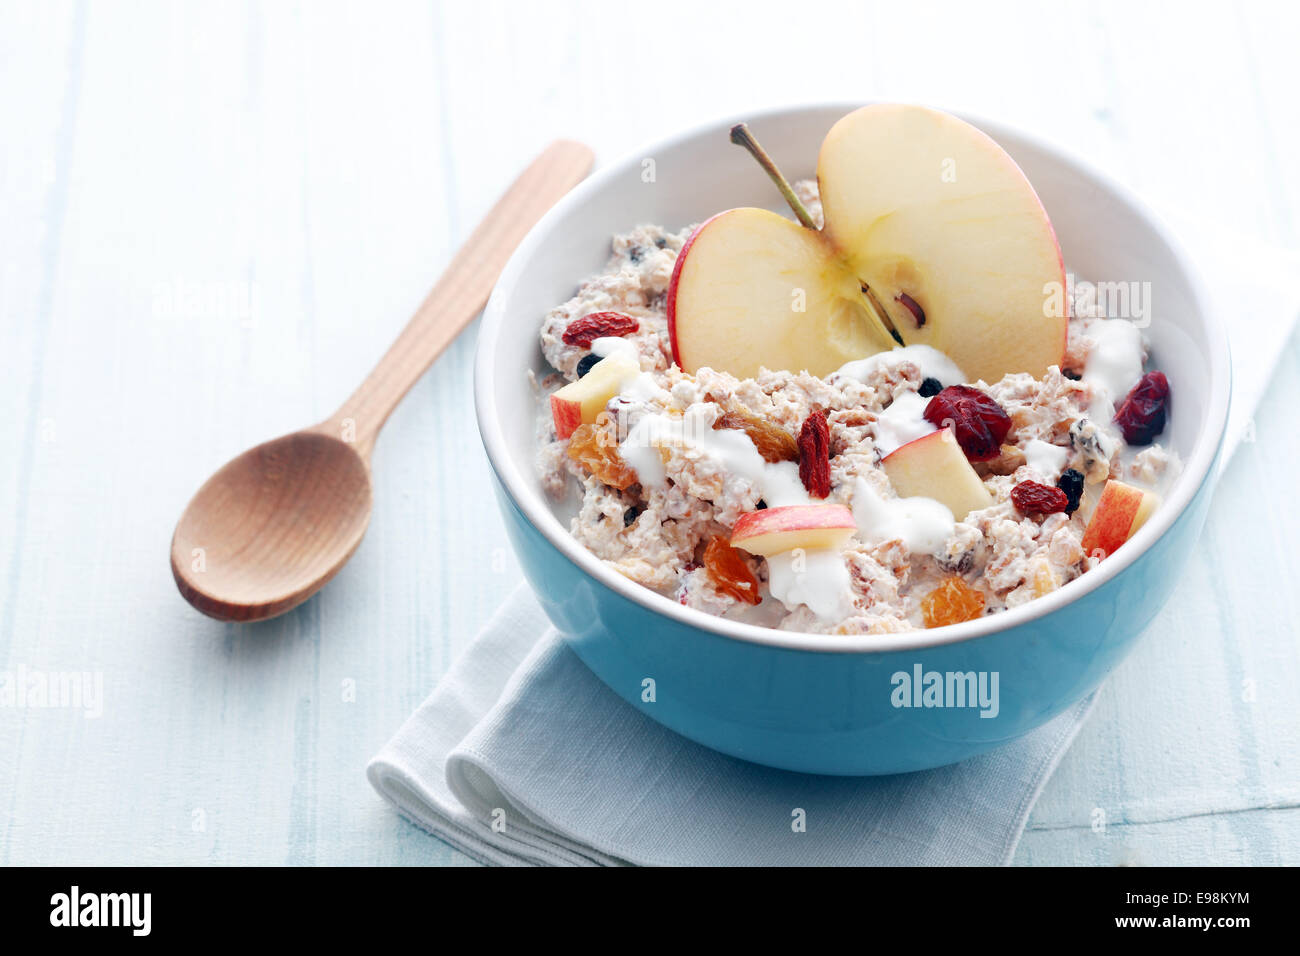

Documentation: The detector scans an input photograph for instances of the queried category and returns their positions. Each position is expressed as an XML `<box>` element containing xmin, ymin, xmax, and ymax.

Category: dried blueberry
<box><xmin>1057</xmin><ymin>468</ymin><xmax>1085</xmax><ymax>515</ymax></box>
<box><xmin>575</xmin><ymin>353</ymin><xmax>600</xmax><ymax>378</ymax></box>
<box><xmin>918</xmin><ymin>377</ymin><xmax>943</xmax><ymax>398</ymax></box>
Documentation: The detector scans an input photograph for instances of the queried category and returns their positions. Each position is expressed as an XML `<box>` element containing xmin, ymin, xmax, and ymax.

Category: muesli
<box><xmin>533</xmin><ymin>106</ymin><xmax>1176</xmax><ymax>634</ymax></box>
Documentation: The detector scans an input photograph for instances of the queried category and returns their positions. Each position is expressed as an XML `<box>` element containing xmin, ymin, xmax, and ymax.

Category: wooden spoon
<box><xmin>171</xmin><ymin>140</ymin><xmax>594</xmax><ymax>621</ymax></box>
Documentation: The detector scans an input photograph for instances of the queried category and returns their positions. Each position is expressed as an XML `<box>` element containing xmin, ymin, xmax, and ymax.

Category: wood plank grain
<box><xmin>1</xmin><ymin>0</ymin><xmax>1296</xmax><ymax>867</ymax></box>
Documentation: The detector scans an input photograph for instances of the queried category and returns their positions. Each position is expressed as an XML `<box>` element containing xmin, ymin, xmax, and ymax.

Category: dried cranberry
<box><xmin>1057</xmin><ymin>469</ymin><xmax>1084</xmax><ymax>516</ymax></box>
<box><xmin>1011</xmin><ymin>480</ymin><xmax>1070</xmax><ymax>516</ymax></box>
<box><xmin>561</xmin><ymin>311</ymin><xmax>639</xmax><ymax>348</ymax></box>
<box><xmin>797</xmin><ymin>410</ymin><xmax>832</xmax><ymax>498</ymax></box>
<box><xmin>1114</xmin><ymin>371</ymin><xmax>1170</xmax><ymax>445</ymax></box>
<box><xmin>923</xmin><ymin>386</ymin><xmax>1013</xmax><ymax>462</ymax></box>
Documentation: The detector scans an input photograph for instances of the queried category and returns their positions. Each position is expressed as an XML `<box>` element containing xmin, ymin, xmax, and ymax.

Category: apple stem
<box><xmin>730</xmin><ymin>123</ymin><xmax>818</xmax><ymax>230</ymax></box>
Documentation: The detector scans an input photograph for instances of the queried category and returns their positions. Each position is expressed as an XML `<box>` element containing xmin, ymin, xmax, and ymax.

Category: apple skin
<box><xmin>665</xmin><ymin>213</ymin><xmax>712</xmax><ymax>369</ymax></box>
<box><xmin>549</xmin><ymin>354</ymin><xmax>639</xmax><ymax>440</ymax></box>
<box><xmin>667</xmin><ymin>208</ymin><xmax>895</xmax><ymax>379</ymax></box>
<box><xmin>550</xmin><ymin>393</ymin><xmax>584</xmax><ymax>440</ymax></box>
<box><xmin>881</xmin><ymin>428</ymin><xmax>992</xmax><ymax>521</ymax></box>
<box><xmin>730</xmin><ymin>504</ymin><xmax>857</xmax><ymax>557</ymax></box>
<box><xmin>1081</xmin><ymin>478</ymin><xmax>1160</xmax><ymax>559</ymax></box>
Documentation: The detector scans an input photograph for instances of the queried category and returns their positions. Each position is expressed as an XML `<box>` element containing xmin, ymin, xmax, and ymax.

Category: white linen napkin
<box><xmin>368</xmin><ymin>224</ymin><xmax>1299</xmax><ymax>866</ymax></box>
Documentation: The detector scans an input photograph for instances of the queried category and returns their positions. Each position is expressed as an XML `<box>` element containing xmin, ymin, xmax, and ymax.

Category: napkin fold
<box><xmin>369</xmin><ymin>221</ymin><xmax>1299</xmax><ymax>866</ymax></box>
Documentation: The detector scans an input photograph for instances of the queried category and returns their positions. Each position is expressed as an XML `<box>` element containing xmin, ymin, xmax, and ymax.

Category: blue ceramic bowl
<box><xmin>474</xmin><ymin>104</ymin><xmax>1230</xmax><ymax>775</ymax></box>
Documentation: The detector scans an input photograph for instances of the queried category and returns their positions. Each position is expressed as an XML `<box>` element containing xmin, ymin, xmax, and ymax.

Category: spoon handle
<box><xmin>326</xmin><ymin>140</ymin><xmax>594</xmax><ymax>456</ymax></box>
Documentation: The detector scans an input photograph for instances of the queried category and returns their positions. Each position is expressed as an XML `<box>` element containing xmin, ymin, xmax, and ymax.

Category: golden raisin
<box><xmin>567</xmin><ymin>412</ymin><xmax>638</xmax><ymax>490</ymax></box>
<box><xmin>1027</xmin><ymin>556</ymin><xmax>1061</xmax><ymax>598</ymax></box>
<box><xmin>922</xmin><ymin>576</ymin><xmax>985</xmax><ymax>628</ymax></box>
<box><xmin>713</xmin><ymin>409</ymin><xmax>798</xmax><ymax>463</ymax></box>
<box><xmin>703</xmin><ymin>536</ymin><xmax>761</xmax><ymax>605</ymax></box>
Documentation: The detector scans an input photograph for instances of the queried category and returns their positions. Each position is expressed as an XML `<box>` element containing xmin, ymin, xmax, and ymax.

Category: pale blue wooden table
<box><xmin>2</xmin><ymin>0</ymin><xmax>1297</xmax><ymax>865</ymax></box>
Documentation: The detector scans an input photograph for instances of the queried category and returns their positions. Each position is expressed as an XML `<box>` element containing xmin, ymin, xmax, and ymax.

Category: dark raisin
<box><xmin>1062</xmin><ymin>369</ymin><xmax>1082</xmax><ymax>381</ymax></box>
<box><xmin>1011</xmin><ymin>480</ymin><xmax>1070</xmax><ymax>516</ymax></box>
<box><xmin>654</xmin><ymin>237</ymin><xmax>668</xmax><ymax>249</ymax></box>
<box><xmin>623</xmin><ymin>506</ymin><xmax>641</xmax><ymax>527</ymax></box>
<box><xmin>918</xmin><ymin>377</ymin><xmax>943</xmax><ymax>398</ymax></box>
<box><xmin>756</xmin><ymin>499</ymin><xmax>768</xmax><ymax>510</ymax></box>
<box><xmin>575</xmin><ymin>353</ymin><xmax>600</xmax><ymax>378</ymax></box>
<box><xmin>1057</xmin><ymin>469</ymin><xmax>1084</xmax><ymax>516</ymax></box>
<box><xmin>628</xmin><ymin>245</ymin><xmax>642</xmax><ymax>264</ymax></box>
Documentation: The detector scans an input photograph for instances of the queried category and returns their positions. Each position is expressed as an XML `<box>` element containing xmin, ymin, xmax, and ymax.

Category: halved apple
<box><xmin>1080</xmin><ymin>478</ymin><xmax>1160</xmax><ymax>559</ymax></box>
<box><xmin>817</xmin><ymin>105</ymin><xmax>1066</xmax><ymax>383</ymax></box>
<box><xmin>668</xmin><ymin>105</ymin><xmax>1066</xmax><ymax>384</ymax></box>
<box><xmin>881</xmin><ymin>428</ymin><xmax>992</xmax><ymax>521</ymax></box>
<box><xmin>549</xmin><ymin>354</ymin><xmax>639</xmax><ymax>439</ymax></box>
<box><xmin>730</xmin><ymin>504</ymin><xmax>857</xmax><ymax>557</ymax></box>
<box><xmin>667</xmin><ymin>208</ymin><xmax>896</xmax><ymax>379</ymax></box>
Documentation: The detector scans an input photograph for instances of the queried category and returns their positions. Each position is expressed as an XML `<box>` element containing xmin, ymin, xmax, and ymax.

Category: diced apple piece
<box><xmin>881</xmin><ymin>429</ymin><xmax>992</xmax><ymax>521</ymax></box>
<box><xmin>668</xmin><ymin>208</ymin><xmax>895</xmax><ymax>379</ymax></box>
<box><xmin>817</xmin><ymin>105</ymin><xmax>1067</xmax><ymax>382</ymax></box>
<box><xmin>549</xmin><ymin>354</ymin><xmax>639</xmax><ymax>440</ymax></box>
<box><xmin>730</xmin><ymin>504</ymin><xmax>857</xmax><ymax>557</ymax></box>
<box><xmin>1080</xmin><ymin>478</ymin><xmax>1161</xmax><ymax>559</ymax></box>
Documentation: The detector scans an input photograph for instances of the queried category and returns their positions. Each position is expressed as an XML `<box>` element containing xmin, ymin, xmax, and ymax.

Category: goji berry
<box><xmin>561</xmin><ymin>311</ymin><xmax>640</xmax><ymax>348</ymax></box>
<box><xmin>798</xmin><ymin>409</ymin><xmax>831</xmax><ymax>498</ymax></box>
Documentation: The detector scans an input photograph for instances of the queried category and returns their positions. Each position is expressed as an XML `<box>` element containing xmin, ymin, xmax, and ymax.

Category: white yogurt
<box><xmin>1022</xmin><ymin>439</ymin><xmax>1070</xmax><ymax>481</ymax></box>
<box><xmin>622</xmin><ymin>372</ymin><xmax>671</xmax><ymax>405</ymax></box>
<box><xmin>836</xmin><ymin>344</ymin><xmax>967</xmax><ymax>389</ymax></box>
<box><xmin>1081</xmin><ymin>318</ymin><xmax>1144</xmax><ymax>418</ymax></box>
<box><xmin>620</xmin><ymin>405</ymin><xmax>855</xmax><ymax>623</ymax></box>
<box><xmin>620</xmin><ymin>405</ymin><xmax>808</xmax><ymax>501</ymax></box>
<box><xmin>620</xmin><ymin>405</ymin><xmax>761</xmax><ymax>490</ymax></box>
<box><xmin>590</xmin><ymin>335</ymin><xmax>670</xmax><ymax>405</ymax></box>
<box><xmin>591</xmin><ymin>335</ymin><xmax>638</xmax><ymax>361</ymax></box>
<box><xmin>851</xmin><ymin>477</ymin><xmax>954</xmax><ymax>556</ymax></box>
<box><xmin>758</xmin><ymin>460</ymin><xmax>811</xmax><ymax>508</ymax></box>
<box><xmin>873</xmin><ymin>391</ymin><xmax>937</xmax><ymax>457</ymax></box>
<box><xmin>766</xmin><ymin>549</ymin><xmax>854</xmax><ymax>623</ymax></box>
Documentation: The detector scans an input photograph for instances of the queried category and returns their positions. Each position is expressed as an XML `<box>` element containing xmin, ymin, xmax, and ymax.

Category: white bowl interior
<box><xmin>477</xmin><ymin>103</ymin><xmax>1229</xmax><ymax>652</ymax></box>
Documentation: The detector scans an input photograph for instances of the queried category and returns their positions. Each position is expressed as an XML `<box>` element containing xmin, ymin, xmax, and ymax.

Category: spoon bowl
<box><xmin>171</xmin><ymin>428</ymin><xmax>372</xmax><ymax>621</ymax></box>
